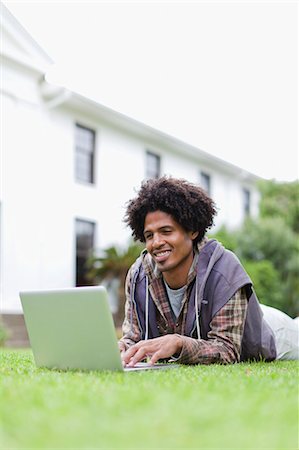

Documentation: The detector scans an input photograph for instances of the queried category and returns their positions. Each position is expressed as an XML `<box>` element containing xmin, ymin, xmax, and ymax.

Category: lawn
<box><xmin>0</xmin><ymin>350</ymin><xmax>298</xmax><ymax>449</ymax></box>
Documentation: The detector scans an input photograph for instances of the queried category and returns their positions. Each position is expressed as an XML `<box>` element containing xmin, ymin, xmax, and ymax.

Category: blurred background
<box><xmin>0</xmin><ymin>1</ymin><xmax>298</xmax><ymax>346</ymax></box>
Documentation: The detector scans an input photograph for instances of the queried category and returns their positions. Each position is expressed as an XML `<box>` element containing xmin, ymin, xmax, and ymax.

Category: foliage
<box><xmin>242</xmin><ymin>259</ymin><xmax>283</xmax><ymax>310</ymax></box>
<box><xmin>282</xmin><ymin>247</ymin><xmax>299</xmax><ymax>318</ymax></box>
<box><xmin>0</xmin><ymin>319</ymin><xmax>8</xmax><ymax>347</ymax></box>
<box><xmin>0</xmin><ymin>350</ymin><xmax>298</xmax><ymax>449</ymax></box>
<box><xmin>208</xmin><ymin>225</ymin><xmax>237</xmax><ymax>251</ymax></box>
<box><xmin>258</xmin><ymin>179</ymin><xmax>299</xmax><ymax>233</ymax></box>
<box><xmin>86</xmin><ymin>241</ymin><xmax>145</xmax><ymax>326</ymax></box>
<box><xmin>236</xmin><ymin>217</ymin><xmax>297</xmax><ymax>275</ymax></box>
<box><xmin>86</xmin><ymin>241</ymin><xmax>144</xmax><ymax>283</ymax></box>
<box><xmin>236</xmin><ymin>217</ymin><xmax>298</xmax><ymax>317</ymax></box>
<box><xmin>210</xmin><ymin>183</ymin><xmax>299</xmax><ymax>317</ymax></box>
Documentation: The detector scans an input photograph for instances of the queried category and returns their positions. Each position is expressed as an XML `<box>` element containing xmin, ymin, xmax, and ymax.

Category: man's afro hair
<box><xmin>124</xmin><ymin>176</ymin><xmax>217</xmax><ymax>245</ymax></box>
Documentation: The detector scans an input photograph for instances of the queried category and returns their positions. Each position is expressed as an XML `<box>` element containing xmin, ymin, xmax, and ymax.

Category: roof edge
<box><xmin>1</xmin><ymin>3</ymin><xmax>54</xmax><ymax>65</ymax></box>
<box><xmin>40</xmin><ymin>78</ymin><xmax>261</xmax><ymax>182</ymax></box>
<box><xmin>69</xmin><ymin>91</ymin><xmax>261</xmax><ymax>182</ymax></box>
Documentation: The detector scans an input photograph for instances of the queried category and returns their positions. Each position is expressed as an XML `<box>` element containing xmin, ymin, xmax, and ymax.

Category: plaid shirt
<box><xmin>120</xmin><ymin>239</ymin><xmax>248</xmax><ymax>365</ymax></box>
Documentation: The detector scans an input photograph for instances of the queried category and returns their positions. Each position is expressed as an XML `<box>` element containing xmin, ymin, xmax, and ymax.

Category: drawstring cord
<box><xmin>194</xmin><ymin>283</ymin><xmax>201</xmax><ymax>339</ymax></box>
<box><xmin>130</xmin><ymin>268</ymin><xmax>142</xmax><ymax>337</ymax></box>
<box><xmin>145</xmin><ymin>276</ymin><xmax>149</xmax><ymax>341</ymax></box>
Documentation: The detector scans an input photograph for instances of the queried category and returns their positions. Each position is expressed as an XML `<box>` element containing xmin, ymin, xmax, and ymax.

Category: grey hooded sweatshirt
<box><xmin>130</xmin><ymin>239</ymin><xmax>277</xmax><ymax>362</ymax></box>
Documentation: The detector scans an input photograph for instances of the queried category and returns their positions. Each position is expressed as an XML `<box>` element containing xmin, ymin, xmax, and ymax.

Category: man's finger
<box><xmin>123</xmin><ymin>339</ymin><xmax>152</xmax><ymax>359</ymax></box>
<box><xmin>128</xmin><ymin>347</ymin><xmax>150</xmax><ymax>367</ymax></box>
<box><xmin>148</xmin><ymin>350</ymin><xmax>164</xmax><ymax>365</ymax></box>
<box><xmin>118</xmin><ymin>342</ymin><xmax>126</xmax><ymax>353</ymax></box>
<box><xmin>122</xmin><ymin>342</ymin><xmax>146</xmax><ymax>364</ymax></box>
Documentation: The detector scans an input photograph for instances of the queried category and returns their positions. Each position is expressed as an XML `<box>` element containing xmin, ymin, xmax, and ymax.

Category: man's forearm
<box><xmin>174</xmin><ymin>334</ymin><xmax>239</xmax><ymax>365</ymax></box>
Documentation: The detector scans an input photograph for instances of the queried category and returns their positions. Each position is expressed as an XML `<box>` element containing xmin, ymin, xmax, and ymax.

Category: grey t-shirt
<box><xmin>163</xmin><ymin>252</ymin><xmax>198</xmax><ymax>319</ymax></box>
<box><xmin>164</xmin><ymin>282</ymin><xmax>186</xmax><ymax>319</ymax></box>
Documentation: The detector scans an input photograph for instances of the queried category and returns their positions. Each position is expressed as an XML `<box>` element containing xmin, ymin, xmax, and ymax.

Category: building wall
<box><xmin>1</xmin><ymin>93</ymin><xmax>74</xmax><ymax>311</ymax></box>
<box><xmin>1</xmin><ymin>55</ymin><xmax>259</xmax><ymax>314</ymax></box>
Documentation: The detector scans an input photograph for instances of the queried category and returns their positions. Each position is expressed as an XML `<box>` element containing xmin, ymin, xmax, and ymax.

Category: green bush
<box><xmin>242</xmin><ymin>259</ymin><xmax>284</xmax><ymax>311</ymax></box>
<box><xmin>236</xmin><ymin>217</ymin><xmax>297</xmax><ymax>276</ymax></box>
<box><xmin>236</xmin><ymin>218</ymin><xmax>298</xmax><ymax>317</ymax></box>
<box><xmin>208</xmin><ymin>225</ymin><xmax>238</xmax><ymax>251</ymax></box>
<box><xmin>258</xmin><ymin>179</ymin><xmax>299</xmax><ymax>233</ymax></box>
<box><xmin>86</xmin><ymin>240</ymin><xmax>145</xmax><ymax>327</ymax></box>
<box><xmin>210</xmin><ymin>218</ymin><xmax>298</xmax><ymax>317</ymax></box>
<box><xmin>0</xmin><ymin>320</ymin><xmax>8</xmax><ymax>347</ymax></box>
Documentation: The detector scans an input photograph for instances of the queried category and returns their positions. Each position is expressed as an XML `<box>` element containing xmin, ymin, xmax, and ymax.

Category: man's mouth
<box><xmin>154</xmin><ymin>250</ymin><xmax>171</xmax><ymax>263</ymax></box>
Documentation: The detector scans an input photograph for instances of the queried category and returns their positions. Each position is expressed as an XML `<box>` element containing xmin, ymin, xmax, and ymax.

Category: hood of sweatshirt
<box><xmin>130</xmin><ymin>238</ymin><xmax>226</xmax><ymax>340</ymax></box>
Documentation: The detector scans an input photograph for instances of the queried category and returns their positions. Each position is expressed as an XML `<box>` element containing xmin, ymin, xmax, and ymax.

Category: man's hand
<box><xmin>122</xmin><ymin>334</ymin><xmax>183</xmax><ymax>367</ymax></box>
<box><xmin>118</xmin><ymin>341</ymin><xmax>127</xmax><ymax>367</ymax></box>
<box><xmin>118</xmin><ymin>341</ymin><xmax>126</xmax><ymax>354</ymax></box>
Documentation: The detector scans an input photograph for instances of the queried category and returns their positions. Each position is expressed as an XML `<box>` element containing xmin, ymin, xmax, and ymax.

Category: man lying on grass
<box><xmin>119</xmin><ymin>176</ymin><xmax>298</xmax><ymax>367</ymax></box>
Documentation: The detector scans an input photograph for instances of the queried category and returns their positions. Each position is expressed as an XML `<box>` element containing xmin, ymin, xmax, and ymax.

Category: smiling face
<box><xmin>143</xmin><ymin>210</ymin><xmax>198</xmax><ymax>288</ymax></box>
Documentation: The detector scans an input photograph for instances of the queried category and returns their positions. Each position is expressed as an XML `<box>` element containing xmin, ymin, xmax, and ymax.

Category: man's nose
<box><xmin>152</xmin><ymin>233</ymin><xmax>164</xmax><ymax>248</ymax></box>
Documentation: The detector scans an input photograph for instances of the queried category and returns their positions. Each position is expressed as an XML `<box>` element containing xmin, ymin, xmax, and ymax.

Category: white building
<box><xmin>0</xmin><ymin>5</ymin><xmax>259</xmax><ymax>316</ymax></box>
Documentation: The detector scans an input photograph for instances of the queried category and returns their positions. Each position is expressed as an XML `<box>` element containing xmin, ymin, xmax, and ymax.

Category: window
<box><xmin>243</xmin><ymin>188</ymin><xmax>251</xmax><ymax>216</ymax></box>
<box><xmin>200</xmin><ymin>171</ymin><xmax>211</xmax><ymax>195</ymax></box>
<box><xmin>146</xmin><ymin>150</ymin><xmax>161</xmax><ymax>179</ymax></box>
<box><xmin>75</xmin><ymin>124</ymin><xmax>96</xmax><ymax>184</ymax></box>
<box><xmin>75</xmin><ymin>219</ymin><xmax>95</xmax><ymax>286</ymax></box>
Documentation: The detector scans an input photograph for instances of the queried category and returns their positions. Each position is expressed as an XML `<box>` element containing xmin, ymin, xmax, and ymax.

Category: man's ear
<box><xmin>190</xmin><ymin>231</ymin><xmax>199</xmax><ymax>241</ymax></box>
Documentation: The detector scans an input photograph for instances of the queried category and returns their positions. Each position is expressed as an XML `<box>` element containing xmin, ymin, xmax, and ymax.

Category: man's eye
<box><xmin>144</xmin><ymin>234</ymin><xmax>152</xmax><ymax>240</ymax></box>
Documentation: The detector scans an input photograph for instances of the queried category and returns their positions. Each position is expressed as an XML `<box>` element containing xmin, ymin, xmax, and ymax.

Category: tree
<box><xmin>210</xmin><ymin>209</ymin><xmax>298</xmax><ymax>317</ymax></box>
<box><xmin>86</xmin><ymin>241</ymin><xmax>145</xmax><ymax>327</ymax></box>
<box><xmin>255</xmin><ymin>179</ymin><xmax>299</xmax><ymax>317</ymax></box>
<box><xmin>230</xmin><ymin>217</ymin><xmax>298</xmax><ymax>317</ymax></box>
<box><xmin>242</xmin><ymin>259</ymin><xmax>284</xmax><ymax>311</ymax></box>
<box><xmin>236</xmin><ymin>217</ymin><xmax>297</xmax><ymax>278</ymax></box>
<box><xmin>208</xmin><ymin>225</ymin><xmax>237</xmax><ymax>252</ymax></box>
<box><xmin>258</xmin><ymin>179</ymin><xmax>299</xmax><ymax>233</ymax></box>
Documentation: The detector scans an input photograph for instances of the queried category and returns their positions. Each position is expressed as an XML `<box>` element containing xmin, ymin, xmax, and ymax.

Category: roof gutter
<box><xmin>43</xmin><ymin>88</ymin><xmax>72</xmax><ymax>109</ymax></box>
<box><xmin>39</xmin><ymin>76</ymin><xmax>72</xmax><ymax>110</ymax></box>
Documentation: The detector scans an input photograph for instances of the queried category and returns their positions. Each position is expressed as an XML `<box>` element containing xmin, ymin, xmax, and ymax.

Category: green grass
<box><xmin>0</xmin><ymin>350</ymin><xmax>298</xmax><ymax>449</ymax></box>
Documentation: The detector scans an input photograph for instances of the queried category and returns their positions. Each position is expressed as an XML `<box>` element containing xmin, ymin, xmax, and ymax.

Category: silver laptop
<box><xmin>19</xmin><ymin>286</ymin><xmax>178</xmax><ymax>372</ymax></box>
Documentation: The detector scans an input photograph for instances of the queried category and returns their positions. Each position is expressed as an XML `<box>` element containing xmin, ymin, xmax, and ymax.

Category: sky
<box><xmin>3</xmin><ymin>0</ymin><xmax>298</xmax><ymax>182</ymax></box>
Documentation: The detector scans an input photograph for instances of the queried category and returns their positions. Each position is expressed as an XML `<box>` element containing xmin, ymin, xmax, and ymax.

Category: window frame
<box><xmin>75</xmin><ymin>123</ymin><xmax>96</xmax><ymax>185</ymax></box>
<box><xmin>200</xmin><ymin>171</ymin><xmax>211</xmax><ymax>196</ymax></box>
<box><xmin>75</xmin><ymin>218</ymin><xmax>96</xmax><ymax>287</ymax></box>
<box><xmin>145</xmin><ymin>150</ymin><xmax>161</xmax><ymax>179</ymax></box>
<box><xmin>242</xmin><ymin>187</ymin><xmax>251</xmax><ymax>217</ymax></box>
